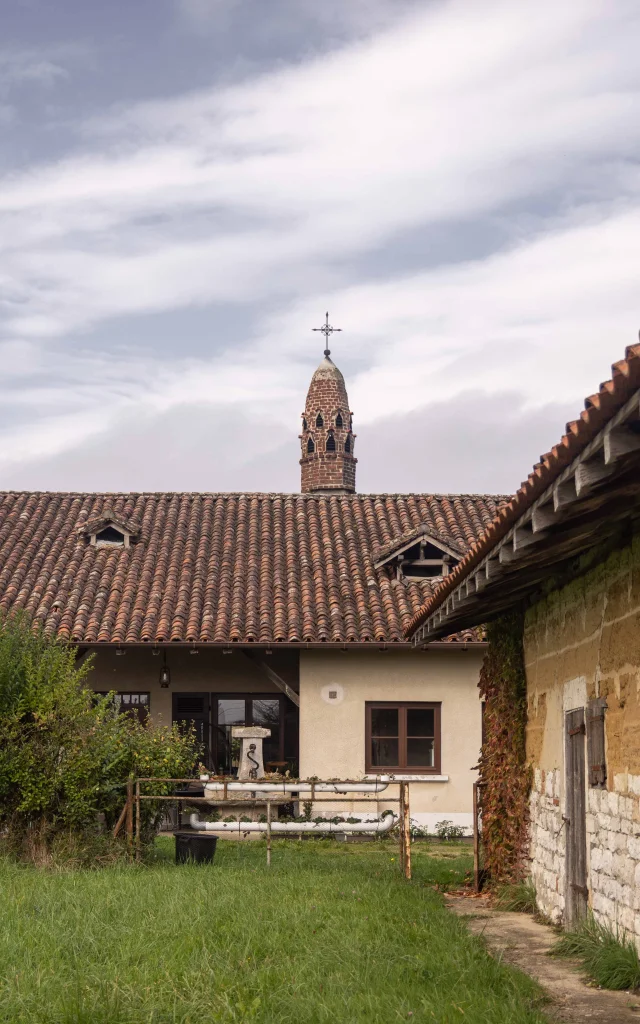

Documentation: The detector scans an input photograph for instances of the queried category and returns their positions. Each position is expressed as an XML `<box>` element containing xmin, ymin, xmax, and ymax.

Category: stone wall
<box><xmin>524</xmin><ymin>530</ymin><xmax>640</xmax><ymax>940</ymax></box>
<box><xmin>588</xmin><ymin>773</ymin><xmax>640</xmax><ymax>942</ymax></box>
<box><xmin>530</xmin><ymin>766</ymin><xmax>640</xmax><ymax>940</ymax></box>
<box><xmin>529</xmin><ymin>767</ymin><xmax>564</xmax><ymax>923</ymax></box>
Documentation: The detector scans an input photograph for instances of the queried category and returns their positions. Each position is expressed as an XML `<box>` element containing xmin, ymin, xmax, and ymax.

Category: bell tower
<box><xmin>299</xmin><ymin>314</ymin><xmax>357</xmax><ymax>494</ymax></box>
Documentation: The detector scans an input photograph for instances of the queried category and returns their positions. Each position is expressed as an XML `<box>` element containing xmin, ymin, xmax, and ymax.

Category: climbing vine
<box><xmin>478</xmin><ymin>611</ymin><xmax>531</xmax><ymax>886</ymax></box>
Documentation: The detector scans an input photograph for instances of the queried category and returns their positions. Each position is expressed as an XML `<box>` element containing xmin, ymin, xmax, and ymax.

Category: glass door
<box><xmin>173</xmin><ymin>693</ymin><xmax>298</xmax><ymax>774</ymax></box>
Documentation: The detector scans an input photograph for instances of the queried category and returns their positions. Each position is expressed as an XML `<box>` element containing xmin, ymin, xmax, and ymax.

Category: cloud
<box><xmin>0</xmin><ymin>0</ymin><xmax>639</xmax><ymax>488</ymax></box>
<box><xmin>0</xmin><ymin>386</ymin><xmax>573</xmax><ymax>496</ymax></box>
<box><xmin>0</xmin><ymin>49</ymin><xmax>69</xmax><ymax>94</ymax></box>
<box><xmin>176</xmin><ymin>0</ymin><xmax>418</xmax><ymax>40</ymax></box>
<box><xmin>0</xmin><ymin>401</ymin><xmax>298</xmax><ymax>492</ymax></box>
<box><xmin>356</xmin><ymin>392</ymin><xmax>576</xmax><ymax>495</ymax></box>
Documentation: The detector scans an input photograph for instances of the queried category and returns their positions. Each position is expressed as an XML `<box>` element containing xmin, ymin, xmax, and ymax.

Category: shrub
<box><xmin>551</xmin><ymin>916</ymin><xmax>640</xmax><ymax>991</ymax></box>
<box><xmin>0</xmin><ymin>615</ymin><xmax>199</xmax><ymax>863</ymax></box>
<box><xmin>435</xmin><ymin>819</ymin><xmax>467</xmax><ymax>841</ymax></box>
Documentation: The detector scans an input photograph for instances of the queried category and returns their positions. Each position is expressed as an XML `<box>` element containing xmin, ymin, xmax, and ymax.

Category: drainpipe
<box><xmin>189</xmin><ymin>810</ymin><xmax>396</xmax><ymax>835</ymax></box>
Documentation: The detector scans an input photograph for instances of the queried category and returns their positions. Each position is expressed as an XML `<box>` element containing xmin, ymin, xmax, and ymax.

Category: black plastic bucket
<box><xmin>174</xmin><ymin>831</ymin><xmax>218</xmax><ymax>865</ymax></box>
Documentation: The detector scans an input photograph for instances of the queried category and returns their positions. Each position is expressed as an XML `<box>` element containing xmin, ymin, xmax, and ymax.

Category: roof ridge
<box><xmin>0</xmin><ymin>490</ymin><xmax>510</xmax><ymax>499</ymax></box>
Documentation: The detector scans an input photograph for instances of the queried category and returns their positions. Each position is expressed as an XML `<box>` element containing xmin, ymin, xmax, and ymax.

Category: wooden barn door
<box><xmin>565</xmin><ymin>708</ymin><xmax>588</xmax><ymax>927</ymax></box>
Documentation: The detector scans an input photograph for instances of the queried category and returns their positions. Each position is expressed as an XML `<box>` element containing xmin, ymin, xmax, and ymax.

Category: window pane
<box><xmin>217</xmin><ymin>700</ymin><xmax>246</xmax><ymax>775</ymax></box>
<box><xmin>217</xmin><ymin>699</ymin><xmax>245</xmax><ymax>725</ymax></box>
<box><xmin>251</xmin><ymin>699</ymin><xmax>280</xmax><ymax>727</ymax></box>
<box><xmin>371</xmin><ymin>708</ymin><xmax>398</xmax><ymax>737</ymax></box>
<box><xmin>251</xmin><ymin>699</ymin><xmax>281</xmax><ymax>765</ymax></box>
<box><xmin>371</xmin><ymin>738</ymin><xmax>399</xmax><ymax>767</ymax></box>
<box><xmin>407</xmin><ymin>707</ymin><xmax>434</xmax><ymax>737</ymax></box>
<box><xmin>407</xmin><ymin>738</ymin><xmax>434</xmax><ymax>767</ymax></box>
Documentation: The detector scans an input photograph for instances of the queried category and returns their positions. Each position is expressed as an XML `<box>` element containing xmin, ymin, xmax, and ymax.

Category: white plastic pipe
<box><xmin>200</xmin><ymin>776</ymin><xmax>390</xmax><ymax>797</ymax></box>
<box><xmin>189</xmin><ymin>811</ymin><xmax>397</xmax><ymax>835</ymax></box>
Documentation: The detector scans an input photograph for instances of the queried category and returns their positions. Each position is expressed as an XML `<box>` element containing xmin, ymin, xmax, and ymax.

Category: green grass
<box><xmin>0</xmin><ymin>838</ymin><xmax>549</xmax><ymax>1023</ymax></box>
<box><xmin>551</xmin><ymin>914</ymin><xmax>640</xmax><ymax>991</ymax></box>
<box><xmin>493</xmin><ymin>880</ymin><xmax>538</xmax><ymax>914</ymax></box>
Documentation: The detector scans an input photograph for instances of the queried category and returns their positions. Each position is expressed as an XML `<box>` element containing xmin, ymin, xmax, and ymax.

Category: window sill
<box><xmin>364</xmin><ymin>774</ymin><xmax>449</xmax><ymax>782</ymax></box>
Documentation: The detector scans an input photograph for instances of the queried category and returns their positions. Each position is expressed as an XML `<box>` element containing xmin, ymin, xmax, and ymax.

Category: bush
<box><xmin>551</xmin><ymin>915</ymin><xmax>640</xmax><ymax>991</ymax></box>
<box><xmin>435</xmin><ymin>819</ymin><xmax>467</xmax><ymax>841</ymax></box>
<box><xmin>0</xmin><ymin>616</ymin><xmax>199</xmax><ymax>863</ymax></box>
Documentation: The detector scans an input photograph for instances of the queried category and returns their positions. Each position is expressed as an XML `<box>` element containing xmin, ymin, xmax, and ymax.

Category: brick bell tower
<box><xmin>300</xmin><ymin>314</ymin><xmax>357</xmax><ymax>494</ymax></box>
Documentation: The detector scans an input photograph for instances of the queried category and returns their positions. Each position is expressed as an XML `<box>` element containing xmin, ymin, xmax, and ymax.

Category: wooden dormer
<box><xmin>79</xmin><ymin>510</ymin><xmax>141</xmax><ymax>549</ymax></box>
<box><xmin>372</xmin><ymin>526</ymin><xmax>464</xmax><ymax>581</ymax></box>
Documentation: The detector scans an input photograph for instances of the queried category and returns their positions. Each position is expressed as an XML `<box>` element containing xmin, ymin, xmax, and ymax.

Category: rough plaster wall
<box><xmin>524</xmin><ymin>532</ymin><xmax>640</xmax><ymax>937</ymax></box>
<box><xmin>299</xmin><ymin>648</ymin><xmax>483</xmax><ymax>829</ymax></box>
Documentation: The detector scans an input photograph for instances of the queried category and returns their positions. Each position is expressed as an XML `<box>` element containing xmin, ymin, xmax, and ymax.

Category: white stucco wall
<box><xmin>299</xmin><ymin>648</ymin><xmax>483</xmax><ymax>833</ymax></box>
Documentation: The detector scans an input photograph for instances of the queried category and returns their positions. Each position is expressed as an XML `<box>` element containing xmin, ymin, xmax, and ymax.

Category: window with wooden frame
<box><xmin>365</xmin><ymin>702</ymin><xmax>441</xmax><ymax>774</ymax></box>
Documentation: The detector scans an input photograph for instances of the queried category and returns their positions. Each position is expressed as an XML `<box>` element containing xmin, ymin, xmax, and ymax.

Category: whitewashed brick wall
<box><xmin>529</xmin><ymin>767</ymin><xmax>564</xmax><ymax>923</ymax></box>
<box><xmin>530</xmin><ymin>768</ymin><xmax>640</xmax><ymax>944</ymax></box>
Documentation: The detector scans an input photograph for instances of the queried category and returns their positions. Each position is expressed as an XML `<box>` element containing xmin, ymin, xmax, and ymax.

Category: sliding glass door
<box><xmin>173</xmin><ymin>692</ymin><xmax>298</xmax><ymax>774</ymax></box>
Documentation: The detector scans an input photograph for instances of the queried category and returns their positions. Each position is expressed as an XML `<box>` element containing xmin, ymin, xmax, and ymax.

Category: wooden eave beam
<box><xmin>242</xmin><ymin>651</ymin><xmax>300</xmax><ymax>707</ymax></box>
<box><xmin>532</xmin><ymin>503</ymin><xmax>558</xmax><ymax>533</ymax></box>
<box><xmin>604</xmin><ymin>425</ymin><xmax>640</xmax><ymax>465</ymax></box>
<box><xmin>553</xmin><ymin>476</ymin><xmax>577</xmax><ymax>511</ymax></box>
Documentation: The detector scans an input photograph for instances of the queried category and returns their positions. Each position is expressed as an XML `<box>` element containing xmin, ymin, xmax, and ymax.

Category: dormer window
<box><xmin>335</xmin><ymin>412</ymin><xmax>343</xmax><ymax>428</ymax></box>
<box><xmin>302</xmin><ymin>417</ymin><xmax>308</xmax><ymax>430</ymax></box>
<box><xmin>397</xmin><ymin>542</ymin><xmax>457</xmax><ymax>580</ymax></box>
<box><xmin>344</xmin><ymin>435</ymin><xmax>351</xmax><ymax>453</ymax></box>
<box><xmin>372</xmin><ymin>527</ymin><xmax>463</xmax><ymax>582</ymax></box>
<box><xmin>80</xmin><ymin>510</ymin><xmax>140</xmax><ymax>550</ymax></box>
<box><xmin>316</xmin><ymin>413</ymin><xmax>324</xmax><ymax>428</ymax></box>
<box><xmin>95</xmin><ymin>526</ymin><xmax>126</xmax><ymax>547</ymax></box>
<box><xmin>307</xmin><ymin>436</ymin><xmax>315</xmax><ymax>454</ymax></box>
<box><xmin>326</xmin><ymin>431</ymin><xmax>336</xmax><ymax>452</ymax></box>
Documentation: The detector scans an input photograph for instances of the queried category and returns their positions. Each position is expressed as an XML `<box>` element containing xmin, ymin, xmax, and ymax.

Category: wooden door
<box><xmin>565</xmin><ymin>708</ymin><xmax>588</xmax><ymax>927</ymax></box>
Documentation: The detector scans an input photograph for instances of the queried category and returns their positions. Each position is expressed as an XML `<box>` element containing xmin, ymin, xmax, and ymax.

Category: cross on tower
<box><xmin>313</xmin><ymin>311</ymin><xmax>341</xmax><ymax>358</ymax></box>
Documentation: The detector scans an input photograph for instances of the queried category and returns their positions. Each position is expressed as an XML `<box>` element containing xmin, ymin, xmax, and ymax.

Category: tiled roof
<box><xmin>406</xmin><ymin>341</ymin><xmax>640</xmax><ymax>638</ymax></box>
<box><xmin>0</xmin><ymin>491</ymin><xmax>503</xmax><ymax>645</ymax></box>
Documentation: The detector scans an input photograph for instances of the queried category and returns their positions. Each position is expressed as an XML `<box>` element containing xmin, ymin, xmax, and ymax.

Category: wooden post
<box><xmin>473</xmin><ymin>781</ymin><xmax>480</xmax><ymax>892</ymax></box>
<box><xmin>126</xmin><ymin>777</ymin><xmax>134</xmax><ymax>857</ymax></box>
<box><xmin>112</xmin><ymin>800</ymin><xmax>129</xmax><ymax>839</ymax></box>
<box><xmin>266</xmin><ymin>799</ymin><xmax>272</xmax><ymax>867</ymax></box>
<box><xmin>135</xmin><ymin>779</ymin><xmax>141</xmax><ymax>862</ymax></box>
<box><xmin>401</xmin><ymin>781</ymin><xmax>411</xmax><ymax>880</ymax></box>
<box><xmin>399</xmin><ymin>782</ymin><xmax>405</xmax><ymax>868</ymax></box>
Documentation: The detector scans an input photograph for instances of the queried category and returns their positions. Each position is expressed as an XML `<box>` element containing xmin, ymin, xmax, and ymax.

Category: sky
<box><xmin>1</xmin><ymin>0</ymin><xmax>639</xmax><ymax>496</ymax></box>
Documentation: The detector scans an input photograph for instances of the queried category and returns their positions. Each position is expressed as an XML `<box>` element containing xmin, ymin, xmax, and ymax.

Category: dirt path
<box><xmin>446</xmin><ymin>894</ymin><xmax>640</xmax><ymax>1022</ymax></box>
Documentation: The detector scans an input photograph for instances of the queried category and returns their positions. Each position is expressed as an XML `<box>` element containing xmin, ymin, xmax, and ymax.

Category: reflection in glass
<box><xmin>218</xmin><ymin>700</ymin><xmax>245</xmax><ymax>725</ymax></box>
<box><xmin>407</xmin><ymin>707</ymin><xmax>434</xmax><ymax>737</ymax></box>
<box><xmin>371</xmin><ymin>708</ymin><xmax>398</xmax><ymax>737</ymax></box>
<box><xmin>251</xmin><ymin>699</ymin><xmax>280</xmax><ymax>766</ymax></box>
<box><xmin>217</xmin><ymin>699</ymin><xmax>246</xmax><ymax>775</ymax></box>
<box><xmin>407</xmin><ymin>738</ymin><xmax>434</xmax><ymax>767</ymax></box>
<box><xmin>371</xmin><ymin>738</ymin><xmax>399</xmax><ymax>767</ymax></box>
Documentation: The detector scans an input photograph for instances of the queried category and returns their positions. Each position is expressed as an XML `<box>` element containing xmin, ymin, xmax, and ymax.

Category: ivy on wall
<box><xmin>478</xmin><ymin>611</ymin><xmax>531</xmax><ymax>885</ymax></box>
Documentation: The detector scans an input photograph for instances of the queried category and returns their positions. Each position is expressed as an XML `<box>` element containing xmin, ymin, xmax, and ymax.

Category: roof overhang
<box><xmin>412</xmin><ymin>387</ymin><xmax>640</xmax><ymax>644</ymax></box>
<box><xmin>73</xmin><ymin>640</ymin><xmax>487</xmax><ymax>651</ymax></box>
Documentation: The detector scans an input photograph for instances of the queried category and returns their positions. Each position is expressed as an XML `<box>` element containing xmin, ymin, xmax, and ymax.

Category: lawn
<box><xmin>0</xmin><ymin>838</ymin><xmax>548</xmax><ymax>1024</ymax></box>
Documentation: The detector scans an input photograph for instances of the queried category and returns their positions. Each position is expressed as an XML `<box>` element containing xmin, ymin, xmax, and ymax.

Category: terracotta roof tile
<box><xmin>0</xmin><ymin>492</ymin><xmax>503</xmax><ymax>645</ymax></box>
